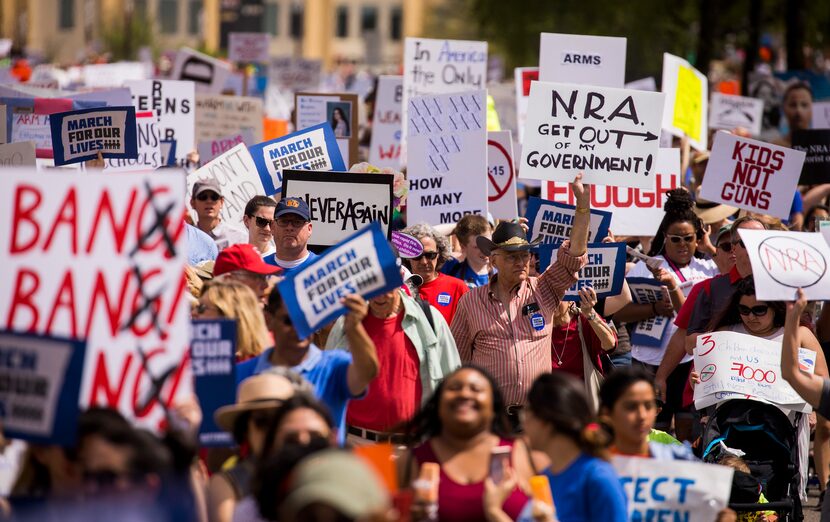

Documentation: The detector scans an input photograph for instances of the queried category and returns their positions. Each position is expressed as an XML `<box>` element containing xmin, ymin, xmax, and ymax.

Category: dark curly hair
<box><xmin>705</xmin><ymin>276</ymin><xmax>786</xmax><ymax>332</ymax></box>
<box><xmin>647</xmin><ymin>188</ymin><xmax>706</xmax><ymax>259</ymax></box>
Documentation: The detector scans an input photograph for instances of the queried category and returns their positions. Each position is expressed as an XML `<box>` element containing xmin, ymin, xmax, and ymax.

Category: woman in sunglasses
<box><xmin>615</xmin><ymin>189</ymin><xmax>718</xmax><ymax>441</ymax></box>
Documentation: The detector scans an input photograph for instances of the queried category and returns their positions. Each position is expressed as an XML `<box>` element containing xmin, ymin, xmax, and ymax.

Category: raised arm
<box><xmin>781</xmin><ymin>289</ymin><xmax>825</xmax><ymax>408</ymax></box>
<box><xmin>569</xmin><ymin>172</ymin><xmax>590</xmax><ymax>257</ymax></box>
<box><xmin>341</xmin><ymin>294</ymin><xmax>379</xmax><ymax>396</ymax></box>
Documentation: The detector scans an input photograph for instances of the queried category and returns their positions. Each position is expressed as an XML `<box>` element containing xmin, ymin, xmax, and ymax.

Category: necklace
<box><xmin>552</xmin><ymin>313</ymin><xmax>572</xmax><ymax>366</ymax></box>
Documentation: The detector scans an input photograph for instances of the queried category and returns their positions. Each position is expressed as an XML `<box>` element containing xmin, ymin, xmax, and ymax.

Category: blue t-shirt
<box><xmin>440</xmin><ymin>258</ymin><xmax>489</xmax><ymax>288</ymax></box>
<box><xmin>262</xmin><ymin>251</ymin><xmax>319</xmax><ymax>275</ymax></box>
<box><xmin>536</xmin><ymin>453</ymin><xmax>628</xmax><ymax>522</ymax></box>
<box><xmin>186</xmin><ymin>223</ymin><xmax>218</xmax><ymax>265</ymax></box>
<box><xmin>235</xmin><ymin>345</ymin><xmax>357</xmax><ymax>442</ymax></box>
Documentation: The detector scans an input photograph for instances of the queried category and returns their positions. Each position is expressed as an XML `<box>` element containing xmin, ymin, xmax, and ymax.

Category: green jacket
<box><xmin>325</xmin><ymin>291</ymin><xmax>461</xmax><ymax>403</ymax></box>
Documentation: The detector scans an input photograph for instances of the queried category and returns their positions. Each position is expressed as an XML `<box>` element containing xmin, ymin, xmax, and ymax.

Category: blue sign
<box><xmin>525</xmin><ymin>196</ymin><xmax>611</xmax><ymax>247</ymax></box>
<box><xmin>49</xmin><ymin>106</ymin><xmax>138</xmax><ymax>165</ymax></box>
<box><xmin>626</xmin><ymin>276</ymin><xmax>672</xmax><ymax>348</ymax></box>
<box><xmin>538</xmin><ymin>242</ymin><xmax>626</xmax><ymax>302</ymax></box>
<box><xmin>191</xmin><ymin>319</ymin><xmax>237</xmax><ymax>447</ymax></box>
<box><xmin>279</xmin><ymin>222</ymin><xmax>403</xmax><ymax>339</ymax></box>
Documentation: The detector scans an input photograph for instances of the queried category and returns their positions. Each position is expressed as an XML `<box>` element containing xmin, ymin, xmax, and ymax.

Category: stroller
<box><xmin>700</xmin><ymin>399</ymin><xmax>804</xmax><ymax>521</ymax></box>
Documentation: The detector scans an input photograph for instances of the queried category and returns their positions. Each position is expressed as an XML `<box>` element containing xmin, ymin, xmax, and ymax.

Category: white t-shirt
<box><xmin>629</xmin><ymin>255</ymin><xmax>718</xmax><ymax>366</ymax></box>
<box><xmin>210</xmin><ymin>221</ymin><xmax>248</xmax><ymax>251</ymax></box>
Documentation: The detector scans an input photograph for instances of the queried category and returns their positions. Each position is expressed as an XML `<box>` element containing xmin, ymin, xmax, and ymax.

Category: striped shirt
<box><xmin>450</xmin><ymin>243</ymin><xmax>587</xmax><ymax>406</ymax></box>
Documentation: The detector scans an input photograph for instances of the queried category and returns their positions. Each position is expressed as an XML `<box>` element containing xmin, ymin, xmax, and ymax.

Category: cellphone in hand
<box><xmin>488</xmin><ymin>446</ymin><xmax>512</xmax><ymax>484</ymax></box>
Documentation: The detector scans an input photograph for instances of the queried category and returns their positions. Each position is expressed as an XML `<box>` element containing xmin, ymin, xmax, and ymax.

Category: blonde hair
<box><xmin>201</xmin><ymin>279</ymin><xmax>269</xmax><ymax>360</ymax></box>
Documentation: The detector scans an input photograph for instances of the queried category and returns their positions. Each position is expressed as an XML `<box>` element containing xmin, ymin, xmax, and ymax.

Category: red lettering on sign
<box><xmin>44</xmin><ymin>270</ymin><xmax>78</xmax><ymax>339</ymax></box>
<box><xmin>10</xmin><ymin>185</ymin><xmax>42</xmax><ymax>254</ymax></box>
<box><xmin>6</xmin><ymin>268</ymin><xmax>40</xmax><ymax>332</ymax></box>
<box><xmin>86</xmin><ymin>189</ymin><xmax>138</xmax><ymax>254</ymax></box>
<box><xmin>546</xmin><ymin>173</ymin><xmax>678</xmax><ymax>208</ymax></box>
<box><xmin>730</xmin><ymin>362</ymin><xmax>776</xmax><ymax>383</ymax></box>
<box><xmin>43</xmin><ymin>187</ymin><xmax>79</xmax><ymax>253</ymax></box>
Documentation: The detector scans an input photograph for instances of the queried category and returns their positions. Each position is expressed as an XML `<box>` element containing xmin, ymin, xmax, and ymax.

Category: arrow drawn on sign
<box><xmin>609</xmin><ymin>129</ymin><xmax>659</xmax><ymax>148</ymax></box>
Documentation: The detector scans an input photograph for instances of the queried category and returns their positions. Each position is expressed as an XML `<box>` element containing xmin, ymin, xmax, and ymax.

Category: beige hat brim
<box><xmin>214</xmin><ymin>399</ymin><xmax>285</xmax><ymax>433</ymax></box>
<box><xmin>694</xmin><ymin>203</ymin><xmax>738</xmax><ymax>224</ymax></box>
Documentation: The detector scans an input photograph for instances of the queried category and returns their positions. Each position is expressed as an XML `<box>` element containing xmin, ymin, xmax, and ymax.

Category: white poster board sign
<box><xmin>228</xmin><ymin>32</ymin><xmax>270</xmax><ymax>63</ymax></box>
<box><xmin>368</xmin><ymin>76</ymin><xmax>402</xmax><ymax>168</ymax></box>
<box><xmin>0</xmin><ymin>141</ymin><xmax>36</xmax><ymax>168</ymax></box>
<box><xmin>538</xmin><ymin>33</ymin><xmax>626</xmax><ymax>87</ymax></box>
<box><xmin>104</xmin><ymin>111</ymin><xmax>161</xmax><ymax>172</ymax></box>
<box><xmin>709</xmin><ymin>93</ymin><xmax>764</xmax><ymax>136</ymax></box>
<box><xmin>487</xmin><ymin>130</ymin><xmax>517</xmax><ymax>220</ymax></box>
<box><xmin>126</xmin><ymin>79</ymin><xmax>195</xmax><ymax>166</ymax></box>
<box><xmin>195</xmin><ymin>94</ymin><xmax>263</xmax><ymax>143</ymax></box>
<box><xmin>661</xmin><ymin>53</ymin><xmax>708</xmax><ymax>151</ymax></box>
<box><xmin>170</xmin><ymin>47</ymin><xmax>232</xmax><ymax>94</ymax></box>
<box><xmin>812</xmin><ymin>102</ymin><xmax>830</xmax><ymax>130</ymax></box>
<box><xmin>625</xmin><ymin>77</ymin><xmax>657</xmax><ymax>91</ymax></box>
<box><xmin>514</xmin><ymin>67</ymin><xmax>538</xmax><ymax>143</ymax></box>
<box><xmin>82</xmin><ymin>62</ymin><xmax>151</xmax><ymax>88</ymax></box>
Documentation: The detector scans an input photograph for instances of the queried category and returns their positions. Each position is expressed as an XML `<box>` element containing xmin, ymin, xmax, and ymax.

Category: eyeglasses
<box><xmin>196</xmin><ymin>192</ymin><xmax>221</xmax><ymax>201</ymax></box>
<box><xmin>412</xmin><ymin>251</ymin><xmax>439</xmax><ymax>261</ymax></box>
<box><xmin>249</xmin><ymin>215</ymin><xmax>275</xmax><ymax>229</ymax></box>
<box><xmin>276</xmin><ymin>217</ymin><xmax>309</xmax><ymax>228</ymax></box>
<box><xmin>731</xmin><ymin>239</ymin><xmax>745</xmax><ymax>249</ymax></box>
<box><xmin>738</xmin><ymin>304</ymin><xmax>769</xmax><ymax>317</ymax></box>
<box><xmin>666</xmin><ymin>234</ymin><xmax>695</xmax><ymax>244</ymax></box>
<box><xmin>498</xmin><ymin>251</ymin><xmax>531</xmax><ymax>264</ymax></box>
<box><xmin>717</xmin><ymin>242</ymin><xmax>733</xmax><ymax>253</ymax></box>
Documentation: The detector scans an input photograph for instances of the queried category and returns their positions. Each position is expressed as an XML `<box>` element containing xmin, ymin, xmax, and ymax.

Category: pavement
<box><xmin>804</xmin><ymin>488</ymin><xmax>821</xmax><ymax>521</ymax></box>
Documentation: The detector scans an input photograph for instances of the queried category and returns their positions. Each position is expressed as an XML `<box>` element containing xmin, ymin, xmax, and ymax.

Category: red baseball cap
<box><xmin>214</xmin><ymin>244</ymin><xmax>282</xmax><ymax>277</ymax></box>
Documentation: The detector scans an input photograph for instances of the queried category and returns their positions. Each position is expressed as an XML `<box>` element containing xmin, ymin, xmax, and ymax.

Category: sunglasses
<box><xmin>249</xmin><ymin>215</ymin><xmax>275</xmax><ymax>229</ymax></box>
<box><xmin>250</xmin><ymin>411</ymin><xmax>277</xmax><ymax>429</ymax></box>
<box><xmin>276</xmin><ymin>217</ymin><xmax>308</xmax><ymax>228</ymax></box>
<box><xmin>717</xmin><ymin>242</ymin><xmax>733</xmax><ymax>253</ymax></box>
<box><xmin>196</xmin><ymin>192</ymin><xmax>221</xmax><ymax>201</ymax></box>
<box><xmin>666</xmin><ymin>234</ymin><xmax>695</xmax><ymax>244</ymax></box>
<box><xmin>731</xmin><ymin>239</ymin><xmax>745</xmax><ymax>249</ymax></box>
<box><xmin>413</xmin><ymin>251</ymin><xmax>439</xmax><ymax>261</ymax></box>
<box><xmin>738</xmin><ymin>304</ymin><xmax>769</xmax><ymax>317</ymax></box>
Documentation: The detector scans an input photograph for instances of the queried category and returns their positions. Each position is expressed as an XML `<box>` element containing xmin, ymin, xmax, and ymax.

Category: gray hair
<box><xmin>261</xmin><ymin>367</ymin><xmax>315</xmax><ymax>395</ymax></box>
<box><xmin>401</xmin><ymin>222</ymin><xmax>453</xmax><ymax>268</ymax></box>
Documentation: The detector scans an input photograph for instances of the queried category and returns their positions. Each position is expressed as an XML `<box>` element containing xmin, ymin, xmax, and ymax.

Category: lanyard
<box><xmin>664</xmin><ymin>258</ymin><xmax>687</xmax><ymax>283</ymax></box>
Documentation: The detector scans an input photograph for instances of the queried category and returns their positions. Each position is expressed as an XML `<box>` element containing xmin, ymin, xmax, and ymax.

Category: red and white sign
<box><xmin>0</xmin><ymin>169</ymin><xmax>191</xmax><ymax>431</ymax></box>
<box><xmin>542</xmin><ymin>148</ymin><xmax>680</xmax><ymax>236</ymax></box>
<box><xmin>368</xmin><ymin>75</ymin><xmax>402</xmax><ymax>169</ymax></box>
<box><xmin>229</xmin><ymin>32</ymin><xmax>271</xmax><ymax>64</ymax></box>
<box><xmin>487</xmin><ymin>130</ymin><xmax>517</xmax><ymax>220</ymax></box>
<box><xmin>514</xmin><ymin>67</ymin><xmax>538</xmax><ymax>143</ymax></box>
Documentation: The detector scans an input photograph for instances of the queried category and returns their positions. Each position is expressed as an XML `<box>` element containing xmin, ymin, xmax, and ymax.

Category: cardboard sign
<box><xmin>228</xmin><ymin>32</ymin><xmax>270</xmax><ymax>63</ymax></box>
<box><xmin>487</xmin><ymin>130</ymin><xmax>518</xmax><ymax>220</ymax></box>
<box><xmin>709</xmin><ymin>93</ymin><xmax>764</xmax><ymax>136</ymax></box>
<box><xmin>126</xmin><ymin>80</ymin><xmax>195</xmax><ymax>166</ymax></box>
<box><xmin>103</xmin><ymin>111</ymin><xmax>161</xmax><ymax>172</ymax></box>
<box><xmin>368</xmin><ymin>76</ymin><xmax>403</xmax><ymax>168</ymax></box>
<box><xmin>699</xmin><ymin>131</ymin><xmax>804</xmax><ymax>219</ymax></box>
<box><xmin>195</xmin><ymin>94</ymin><xmax>264</xmax><ymax>144</ymax></box>
<box><xmin>525</xmin><ymin>197</ymin><xmax>611</xmax><ymax>246</ymax></box>
<box><xmin>266</xmin><ymin>57</ymin><xmax>322</xmax><ymax>120</ymax></box>
<box><xmin>0</xmin><ymin>331</ymin><xmax>86</xmax><ymax>445</ymax></box>
<box><xmin>170</xmin><ymin>47</ymin><xmax>232</xmax><ymax>94</ymax></box>
<box><xmin>791</xmin><ymin>129</ymin><xmax>830</xmax><ymax>185</ymax></box>
<box><xmin>538</xmin><ymin>242</ymin><xmax>626</xmax><ymax>301</ymax></box>
<box><xmin>693</xmin><ymin>330</ymin><xmax>816</xmax><ymax>412</ymax></box>
<box><xmin>514</xmin><ymin>67</ymin><xmax>539</xmax><ymax>143</ymax></box>
<box><xmin>0</xmin><ymin>169</ymin><xmax>191</xmax><ymax>430</ymax></box>
<box><xmin>738</xmin><ymin>228</ymin><xmax>830</xmax><ymax>301</ymax></box>
<box><xmin>191</xmin><ymin>319</ymin><xmax>236</xmax><ymax>447</ymax></box>
<box><xmin>542</xmin><ymin>148</ymin><xmax>681</xmax><ymax>236</ymax></box>
<box><xmin>0</xmin><ymin>141</ymin><xmax>36</xmax><ymax>168</ymax></box>
<box><xmin>406</xmin><ymin>90</ymin><xmax>488</xmax><ymax>225</ymax></box>
<box><xmin>295</xmin><ymin>92</ymin><xmax>358</xmax><ymax>167</ymax></box>
<box><xmin>282</xmin><ymin>170</ymin><xmax>393</xmax><ymax>253</ymax></box>
<box><xmin>187</xmin><ymin>143</ymin><xmax>265</xmax><ymax>226</ymax></box>
<box><xmin>538</xmin><ymin>33</ymin><xmax>626</xmax><ymax>88</ymax></box>
<box><xmin>197</xmin><ymin>130</ymin><xmax>255</xmax><ymax>164</ymax></box>
<box><xmin>661</xmin><ymin>53</ymin><xmax>708</xmax><ymax>151</ymax></box>
<box><xmin>812</xmin><ymin>102</ymin><xmax>830</xmax><ymax>129</ymax></box>
<box><xmin>613</xmin><ymin>456</ymin><xmax>733</xmax><ymax>522</ymax></box>
<box><xmin>278</xmin><ymin>222</ymin><xmax>403</xmax><ymax>339</ymax></box>
<box><xmin>627</xmin><ymin>277</ymin><xmax>672</xmax><ymax>348</ymax></box>
<box><xmin>249</xmin><ymin>122</ymin><xmax>345</xmax><ymax>195</ymax></box>
<box><xmin>50</xmin><ymin>106</ymin><xmax>138</xmax><ymax>166</ymax></box>
<box><xmin>520</xmin><ymin>81</ymin><xmax>665</xmax><ymax>189</ymax></box>
<box><xmin>82</xmin><ymin>62</ymin><xmax>151</xmax><ymax>88</ymax></box>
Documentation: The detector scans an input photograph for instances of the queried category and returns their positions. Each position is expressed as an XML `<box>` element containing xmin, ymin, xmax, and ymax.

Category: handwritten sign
<box><xmin>0</xmin><ymin>141</ymin><xmax>36</xmax><ymax>168</ymax></box>
<box><xmin>487</xmin><ymin>130</ymin><xmax>518</xmax><ymax>220</ymax></box>
<box><xmin>627</xmin><ymin>277</ymin><xmax>672</xmax><ymax>348</ymax></box>
<box><xmin>538</xmin><ymin>33</ymin><xmax>626</xmax><ymax>87</ymax></box>
<box><xmin>195</xmin><ymin>94</ymin><xmax>264</xmax><ymax>144</ymax></box>
<box><xmin>126</xmin><ymin>80</ymin><xmax>195</xmax><ymax>166</ymax></box>
<box><xmin>171</xmin><ymin>47</ymin><xmax>232</xmax><ymax>94</ymax></box>
<box><xmin>278</xmin><ymin>222</ymin><xmax>403</xmax><ymax>339</ymax></box>
<box><xmin>406</xmin><ymin>90</ymin><xmax>488</xmax><ymax>225</ymax></box>
<box><xmin>738</xmin><ymin>228</ymin><xmax>830</xmax><ymax>301</ymax></box>
<box><xmin>791</xmin><ymin>129</ymin><xmax>830</xmax><ymax>185</ymax></box>
<box><xmin>282</xmin><ymin>170</ymin><xmax>393</xmax><ymax>253</ymax></box>
<box><xmin>102</xmin><ymin>111</ymin><xmax>161</xmax><ymax>172</ymax></box>
<box><xmin>197</xmin><ymin>130</ymin><xmax>255</xmax><ymax>164</ymax></box>
<box><xmin>514</xmin><ymin>67</ymin><xmax>538</xmax><ymax>143</ymax></box>
<box><xmin>520</xmin><ymin>81</ymin><xmax>665</xmax><ymax>189</ymax></box>
<box><xmin>700</xmin><ymin>131</ymin><xmax>804</xmax><ymax>219</ymax></box>
<box><xmin>538</xmin><ymin>242</ymin><xmax>626</xmax><ymax>301</ymax></box>
<box><xmin>694</xmin><ymin>330</ymin><xmax>816</xmax><ymax>411</ymax></box>
<box><xmin>391</xmin><ymin>231</ymin><xmax>423</xmax><ymax>258</ymax></box>
<box><xmin>228</xmin><ymin>32</ymin><xmax>270</xmax><ymax>63</ymax></box>
<box><xmin>50</xmin><ymin>106</ymin><xmax>138</xmax><ymax>166</ymax></box>
<box><xmin>249</xmin><ymin>122</ymin><xmax>345</xmax><ymax>195</ymax></box>
<box><xmin>613</xmin><ymin>456</ymin><xmax>733</xmax><ymax>522</ymax></box>
<box><xmin>661</xmin><ymin>53</ymin><xmax>708</xmax><ymax>151</ymax></box>
<box><xmin>709</xmin><ymin>93</ymin><xmax>764</xmax><ymax>136</ymax></box>
<box><xmin>525</xmin><ymin>197</ymin><xmax>611</xmax><ymax>246</ymax></box>
<box><xmin>266</xmin><ymin>57</ymin><xmax>322</xmax><ymax>120</ymax></box>
<box><xmin>368</xmin><ymin>75</ymin><xmax>403</xmax><ymax>168</ymax></box>
<box><xmin>191</xmin><ymin>319</ymin><xmax>236</xmax><ymax>447</ymax></box>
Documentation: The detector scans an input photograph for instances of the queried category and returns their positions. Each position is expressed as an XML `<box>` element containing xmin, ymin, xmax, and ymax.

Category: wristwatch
<box><xmin>585</xmin><ymin>310</ymin><xmax>597</xmax><ymax>321</ymax></box>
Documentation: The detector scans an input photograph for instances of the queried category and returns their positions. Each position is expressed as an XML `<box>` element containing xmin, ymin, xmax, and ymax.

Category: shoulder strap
<box><xmin>419</xmin><ymin>298</ymin><xmax>436</xmax><ymax>333</ymax></box>
<box><xmin>577</xmin><ymin>317</ymin><xmax>605</xmax><ymax>375</ymax></box>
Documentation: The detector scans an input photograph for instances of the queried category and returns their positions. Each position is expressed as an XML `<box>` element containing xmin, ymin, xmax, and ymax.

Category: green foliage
<box><xmin>101</xmin><ymin>12</ymin><xmax>155</xmax><ymax>61</ymax></box>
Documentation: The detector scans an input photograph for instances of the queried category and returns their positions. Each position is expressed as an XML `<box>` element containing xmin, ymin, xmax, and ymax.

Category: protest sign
<box><xmin>0</xmin><ymin>104</ymin><xmax>6</xmax><ymax>144</ymax></box>
<box><xmin>160</xmin><ymin>140</ymin><xmax>177</xmax><ymax>166</ymax></box>
<box><xmin>228</xmin><ymin>32</ymin><xmax>270</xmax><ymax>63</ymax></box>
<box><xmin>520</xmin><ymin>81</ymin><xmax>665</xmax><ymax>189</ymax></box>
<box><xmin>625</xmin><ymin>77</ymin><xmax>657</xmax><ymax>91</ymax></box>
<box><xmin>191</xmin><ymin>319</ymin><xmax>236</xmax><ymax>447</ymax></box>
<box><xmin>391</xmin><ymin>231</ymin><xmax>424</xmax><ymax>258</ymax></box>
<box><xmin>0</xmin><ymin>141</ymin><xmax>36</xmax><ymax>168</ymax></box>
<box><xmin>821</xmin><ymin>220</ymin><xmax>830</xmax><ymax>246</ymax></box>
<box><xmin>249</xmin><ymin>122</ymin><xmax>345</xmax><ymax>195</ymax></box>
<box><xmin>538</xmin><ymin>33</ymin><xmax>626</xmax><ymax>87</ymax></box>
<box><xmin>813</xmin><ymin>102</ymin><xmax>830</xmax><ymax>129</ymax></box>
<box><xmin>278</xmin><ymin>222</ymin><xmax>403</xmax><ymax>339</ymax></box>
<box><xmin>197</xmin><ymin>130</ymin><xmax>255</xmax><ymax>164</ymax></box>
<box><xmin>0</xmin><ymin>331</ymin><xmax>86</xmax><ymax>445</ymax></box>
<box><xmin>542</xmin><ymin>148</ymin><xmax>681</xmax><ymax>236</ymax></box>
<box><xmin>661</xmin><ymin>53</ymin><xmax>708</xmax><ymax>151</ymax></box>
<box><xmin>126</xmin><ymin>80</ymin><xmax>195</xmax><ymax>166</ymax></box>
<box><xmin>103</xmin><ymin>111</ymin><xmax>161</xmax><ymax>172</ymax></box>
<box><xmin>709</xmin><ymin>93</ymin><xmax>764</xmax><ymax>136</ymax></box>
<box><xmin>0</xmin><ymin>169</ymin><xmax>191</xmax><ymax>431</ymax></box>
<box><xmin>50</xmin><ymin>106</ymin><xmax>137</xmax><ymax>166</ymax></box>
<box><xmin>82</xmin><ymin>62</ymin><xmax>151</xmax><ymax>88</ymax></box>
<box><xmin>187</xmin><ymin>143</ymin><xmax>265</xmax><ymax>226</ymax></box>
<box><xmin>699</xmin><ymin>131</ymin><xmax>804</xmax><ymax>219</ymax></box>
<box><xmin>369</xmin><ymin>76</ymin><xmax>403</xmax><ymax>168</ymax></box>
<box><xmin>195</xmin><ymin>94</ymin><xmax>264</xmax><ymax>144</ymax></box>
<box><xmin>295</xmin><ymin>92</ymin><xmax>358</xmax><ymax>166</ymax></box>
<box><xmin>266</xmin><ymin>57</ymin><xmax>322</xmax><ymax>120</ymax></box>
<box><xmin>791</xmin><ymin>129</ymin><xmax>830</xmax><ymax>185</ymax></box>
<box><xmin>627</xmin><ymin>277</ymin><xmax>672</xmax><ymax>348</ymax></box>
<box><xmin>170</xmin><ymin>47</ymin><xmax>232</xmax><ymax>94</ymax></box>
<box><xmin>693</xmin><ymin>330</ymin><xmax>816</xmax><ymax>411</ymax></box>
<box><xmin>514</xmin><ymin>67</ymin><xmax>538</xmax><ymax>143</ymax></box>
<box><xmin>738</xmin><ymin>228</ymin><xmax>830</xmax><ymax>301</ymax></box>
<box><xmin>406</xmin><ymin>90</ymin><xmax>488</xmax><ymax>225</ymax></box>
<box><xmin>525</xmin><ymin>197</ymin><xmax>611</xmax><ymax>246</ymax></box>
<box><xmin>4</xmin><ymin>97</ymin><xmax>87</xmax><ymax>158</ymax></box>
<box><xmin>487</xmin><ymin>130</ymin><xmax>518</xmax><ymax>220</ymax></box>
<box><xmin>282</xmin><ymin>170</ymin><xmax>393</xmax><ymax>253</ymax></box>
<box><xmin>613</xmin><ymin>456</ymin><xmax>733</xmax><ymax>522</ymax></box>
<box><xmin>538</xmin><ymin>242</ymin><xmax>626</xmax><ymax>301</ymax></box>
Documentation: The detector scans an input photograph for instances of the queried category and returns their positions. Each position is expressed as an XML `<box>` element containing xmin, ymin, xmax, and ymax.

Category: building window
<box><xmin>59</xmin><ymin>0</ymin><xmax>75</xmax><ymax>29</ymax></box>
<box><xmin>390</xmin><ymin>6</ymin><xmax>402</xmax><ymax>40</ymax></box>
<box><xmin>289</xmin><ymin>4</ymin><xmax>303</xmax><ymax>39</ymax></box>
<box><xmin>265</xmin><ymin>2</ymin><xmax>279</xmax><ymax>35</ymax></box>
<box><xmin>159</xmin><ymin>0</ymin><xmax>179</xmax><ymax>34</ymax></box>
<box><xmin>335</xmin><ymin>6</ymin><xmax>349</xmax><ymax>38</ymax></box>
<box><xmin>187</xmin><ymin>0</ymin><xmax>201</xmax><ymax>35</ymax></box>
<box><xmin>361</xmin><ymin>6</ymin><xmax>378</xmax><ymax>32</ymax></box>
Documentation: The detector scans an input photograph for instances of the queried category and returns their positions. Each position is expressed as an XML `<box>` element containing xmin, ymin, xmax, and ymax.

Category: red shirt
<box><xmin>550</xmin><ymin>314</ymin><xmax>608</xmax><ymax>380</ymax></box>
<box><xmin>674</xmin><ymin>265</ymin><xmax>742</xmax><ymax>329</ymax></box>
<box><xmin>346</xmin><ymin>312</ymin><xmax>422</xmax><ymax>431</ymax></box>
<box><xmin>418</xmin><ymin>273</ymin><xmax>468</xmax><ymax>326</ymax></box>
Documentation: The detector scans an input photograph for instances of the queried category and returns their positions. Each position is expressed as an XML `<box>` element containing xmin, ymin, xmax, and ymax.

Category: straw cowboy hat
<box><xmin>214</xmin><ymin>373</ymin><xmax>295</xmax><ymax>432</ymax></box>
<box><xmin>476</xmin><ymin>221</ymin><xmax>542</xmax><ymax>256</ymax></box>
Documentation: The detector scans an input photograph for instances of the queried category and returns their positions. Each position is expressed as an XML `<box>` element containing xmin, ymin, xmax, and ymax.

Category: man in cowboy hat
<box><xmin>450</xmin><ymin>174</ymin><xmax>591</xmax><ymax>427</ymax></box>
